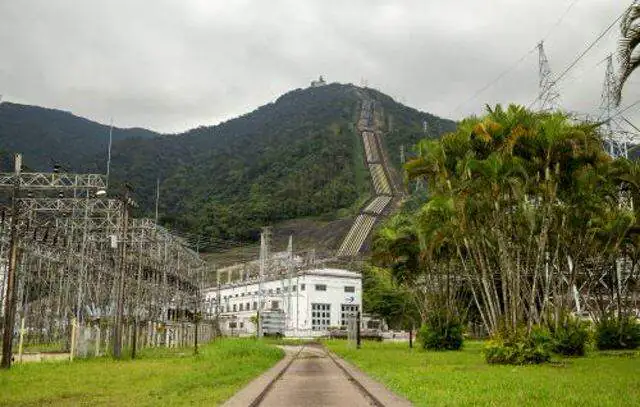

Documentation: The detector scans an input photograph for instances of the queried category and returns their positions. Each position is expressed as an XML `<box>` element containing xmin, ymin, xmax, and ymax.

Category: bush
<box><xmin>549</xmin><ymin>317</ymin><xmax>590</xmax><ymax>356</ymax></box>
<box><xmin>484</xmin><ymin>326</ymin><xmax>551</xmax><ymax>365</ymax></box>
<box><xmin>595</xmin><ymin>317</ymin><xmax>640</xmax><ymax>350</ymax></box>
<box><xmin>417</xmin><ymin>313</ymin><xmax>464</xmax><ymax>351</ymax></box>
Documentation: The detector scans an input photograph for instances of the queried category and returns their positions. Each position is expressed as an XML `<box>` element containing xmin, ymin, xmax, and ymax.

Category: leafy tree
<box><xmin>376</xmin><ymin>104</ymin><xmax>640</xmax><ymax>351</ymax></box>
<box><xmin>616</xmin><ymin>2</ymin><xmax>640</xmax><ymax>105</ymax></box>
<box><xmin>362</xmin><ymin>266</ymin><xmax>419</xmax><ymax>331</ymax></box>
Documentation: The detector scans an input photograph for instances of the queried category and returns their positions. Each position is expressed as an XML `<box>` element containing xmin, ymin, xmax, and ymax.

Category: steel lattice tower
<box><xmin>537</xmin><ymin>41</ymin><xmax>561</xmax><ymax>112</ymax></box>
<box><xmin>600</xmin><ymin>54</ymin><xmax>629</xmax><ymax>159</ymax></box>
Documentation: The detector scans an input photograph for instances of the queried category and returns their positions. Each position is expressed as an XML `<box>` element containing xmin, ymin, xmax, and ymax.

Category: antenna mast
<box><xmin>106</xmin><ymin>119</ymin><xmax>114</xmax><ymax>190</ymax></box>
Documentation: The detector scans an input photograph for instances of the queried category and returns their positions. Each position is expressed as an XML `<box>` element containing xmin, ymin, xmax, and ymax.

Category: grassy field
<box><xmin>0</xmin><ymin>339</ymin><xmax>283</xmax><ymax>406</ymax></box>
<box><xmin>325</xmin><ymin>340</ymin><xmax>640</xmax><ymax>407</ymax></box>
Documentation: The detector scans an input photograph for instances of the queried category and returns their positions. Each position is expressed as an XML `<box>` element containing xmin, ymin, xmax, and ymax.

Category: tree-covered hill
<box><xmin>0</xmin><ymin>102</ymin><xmax>158</xmax><ymax>171</ymax></box>
<box><xmin>0</xmin><ymin>84</ymin><xmax>456</xmax><ymax>243</ymax></box>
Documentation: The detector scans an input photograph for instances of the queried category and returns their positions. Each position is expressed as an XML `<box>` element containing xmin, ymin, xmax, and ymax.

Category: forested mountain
<box><xmin>0</xmin><ymin>102</ymin><xmax>158</xmax><ymax>171</ymax></box>
<box><xmin>0</xmin><ymin>84</ymin><xmax>456</xmax><ymax>242</ymax></box>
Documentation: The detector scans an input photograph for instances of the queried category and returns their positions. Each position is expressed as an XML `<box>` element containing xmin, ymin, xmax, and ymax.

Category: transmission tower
<box><xmin>600</xmin><ymin>54</ymin><xmax>629</xmax><ymax>159</ymax></box>
<box><xmin>537</xmin><ymin>41</ymin><xmax>561</xmax><ymax>112</ymax></box>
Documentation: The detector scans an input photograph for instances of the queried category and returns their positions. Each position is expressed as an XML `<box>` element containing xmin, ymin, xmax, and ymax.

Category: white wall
<box><xmin>203</xmin><ymin>268</ymin><xmax>362</xmax><ymax>337</ymax></box>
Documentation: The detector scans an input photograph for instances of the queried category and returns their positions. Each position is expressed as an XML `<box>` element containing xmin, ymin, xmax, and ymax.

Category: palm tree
<box><xmin>616</xmin><ymin>1</ymin><xmax>640</xmax><ymax>105</ymax></box>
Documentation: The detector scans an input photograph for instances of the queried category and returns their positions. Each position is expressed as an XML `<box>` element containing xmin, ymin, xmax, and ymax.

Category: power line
<box><xmin>553</xmin><ymin>11</ymin><xmax>624</xmax><ymax>86</ymax></box>
<box><xmin>541</xmin><ymin>0</ymin><xmax>582</xmax><ymax>43</ymax></box>
<box><xmin>451</xmin><ymin>47</ymin><xmax>536</xmax><ymax>115</ymax></box>
<box><xmin>450</xmin><ymin>0</ymin><xmax>585</xmax><ymax>116</ymax></box>
<box><xmin>612</xmin><ymin>98</ymin><xmax>640</xmax><ymax>119</ymax></box>
<box><xmin>529</xmin><ymin>4</ymin><xmax>630</xmax><ymax>108</ymax></box>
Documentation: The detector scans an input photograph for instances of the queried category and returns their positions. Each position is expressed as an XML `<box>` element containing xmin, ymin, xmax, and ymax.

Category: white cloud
<box><xmin>0</xmin><ymin>0</ymin><xmax>635</xmax><ymax>133</ymax></box>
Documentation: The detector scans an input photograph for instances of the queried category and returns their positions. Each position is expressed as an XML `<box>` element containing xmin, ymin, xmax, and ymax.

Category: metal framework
<box><xmin>0</xmin><ymin>172</ymin><xmax>106</xmax><ymax>191</ymax></box>
<box><xmin>0</xmin><ymin>163</ymin><xmax>214</xmax><ymax>368</ymax></box>
<box><xmin>600</xmin><ymin>54</ymin><xmax>630</xmax><ymax>159</ymax></box>
<box><xmin>537</xmin><ymin>41</ymin><xmax>561</xmax><ymax>112</ymax></box>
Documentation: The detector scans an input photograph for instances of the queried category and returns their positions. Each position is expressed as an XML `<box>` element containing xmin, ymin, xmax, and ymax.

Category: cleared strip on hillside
<box><xmin>362</xmin><ymin>131</ymin><xmax>380</xmax><ymax>163</ymax></box>
<box><xmin>363</xmin><ymin>196</ymin><xmax>392</xmax><ymax>215</ymax></box>
<box><xmin>370</xmin><ymin>164</ymin><xmax>391</xmax><ymax>195</ymax></box>
<box><xmin>337</xmin><ymin>214</ymin><xmax>377</xmax><ymax>257</ymax></box>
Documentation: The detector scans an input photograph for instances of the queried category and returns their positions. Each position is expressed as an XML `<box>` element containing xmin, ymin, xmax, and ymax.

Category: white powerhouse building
<box><xmin>203</xmin><ymin>268</ymin><xmax>362</xmax><ymax>337</ymax></box>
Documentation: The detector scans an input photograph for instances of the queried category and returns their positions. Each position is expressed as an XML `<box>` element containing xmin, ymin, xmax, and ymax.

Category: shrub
<box><xmin>549</xmin><ymin>317</ymin><xmax>590</xmax><ymax>356</ymax></box>
<box><xmin>595</xmin><ymin>317</ymin><xmax>640</xmax><ymax>350</ymax></box>
<box><xmin>484</xmin><ymin>326</ymin><xmax>551</xmax><ymax>365</ymax></box>
<box><xmin>417</xmin><ymin>313</ymin><xmax>464</xmax><ymax>351</ymax></box>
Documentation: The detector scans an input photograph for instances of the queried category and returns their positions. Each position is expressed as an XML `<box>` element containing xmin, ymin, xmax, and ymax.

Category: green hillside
<box><xmin>0</xmin><ymin>102</ymin><xmax>158</xmax><ymax>171</ymax></box>
<box><xmin>0</xmin><ymin>84</ymin><xmax>456</xmax><ymax>244</ymax></box>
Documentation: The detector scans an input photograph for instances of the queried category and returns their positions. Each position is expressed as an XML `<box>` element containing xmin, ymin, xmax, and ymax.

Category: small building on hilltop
<box><xmin>310</xmin><ymin>75</ymin><xmax>326</xmax><ymax>88</ymax></box>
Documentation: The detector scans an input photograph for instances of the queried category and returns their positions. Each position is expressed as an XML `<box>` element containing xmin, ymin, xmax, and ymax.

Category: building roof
<box><xmin>203</xmin><ymin>267</ymin><xmax>360</xmax><ymax>294</ymax></box>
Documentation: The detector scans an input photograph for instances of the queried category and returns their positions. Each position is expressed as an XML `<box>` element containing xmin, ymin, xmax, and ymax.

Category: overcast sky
<box><xmin>0</xmin><ymin>0</ymin><xmax>636</xmax><ymax>133</ymax></box>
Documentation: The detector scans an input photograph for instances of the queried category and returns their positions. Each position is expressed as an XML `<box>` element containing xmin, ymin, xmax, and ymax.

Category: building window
<box><xmin>239</xmin><ymin>303</ymin><xmax>243</xmax><ymax>311</ymax></box>
<box><xmin>341</xmin><ymin>304</ymin><xmax>359</xmax><ymax>326</ymax></box>
<box><xmin>315</xmin><ymin>284</ymin><xmax>327</xmax><ymax>291</ymax></box>
<box><xmin>311</xmin><ymin>303</ymin><xmax>331</xmax><ymax>331</ymax></box>
<box><xmin>233</xmin><ymin>304</ymin><xmax>237</xmax><ymax>312</ymax></box>
<box><xmin>300</xmin><ymin>284</ymin><xmax>306</xmax><ymax>291</ymax></box>
<box><xmin>276</xmin><ymin>287</ymin><xmax>281</xmax><ymax>294</ymax></box>
<box><xmin>229</xmin><ymin>322</ymin><xmax>237</xmax><ymax>329</ymax></box>
<box><xmin>344</xmin><ymin>286</ymin><xmax>355</xmax><ymax>293</ymax></box>
<box><xmin>246</xmin><ymin>302</ymin><xmax>250</xmax><ymax>310</ymax></box>
<box><xmin>240</xmin><ymin>322</ymin><xmax>244</xmax><ymax>328</ymax></box>
<box><xmin>292</xmin><ymin>285</ymin><xmax>297</xmax><ymax>292</ymax></box>
<box><xmin>272</xmin><ymin>300</ymin><xmax>279</xmax><ymax>310</ymax></box>
<box><xmin>226</xmin><ymin>305</ymin><xmax>230</xmax><ymax>312</ymax></box>
<box><xmin>252</xmin><ymin>301</ymin><xmax>257</xmax><ymax>310</ymax></box>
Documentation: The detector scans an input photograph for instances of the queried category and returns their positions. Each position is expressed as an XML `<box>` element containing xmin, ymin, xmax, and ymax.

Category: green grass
<box><xmin>0</xmin><ymin>338</ymin><xmax>284</xmax><ymax>406</ymax></box>
<box><xmin>325</xmin><ymin>340</ymin><xmax>640</xmax><ymax>407</ymax></box>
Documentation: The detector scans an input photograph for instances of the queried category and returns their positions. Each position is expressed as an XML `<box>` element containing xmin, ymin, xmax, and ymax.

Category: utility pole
<box><xmin>113</xmin><ymin>185</ymin><xmax>131</xmax><ymax>359</ymax></box>
<box><xmin>356</xmin><ymin>311</ymin><xmax>361</xmax><ymax>349</ymax></box>
<box><xmin>106</xmin><ymin>120</ymin><xmax>113</xmax><ymax>190</ymax></box>
<box><xmin>131</xmin><ymin>229</ymin><xmax>144</xmax><ymax>359</ymax></box>
<box><xmin>257</xmin><ymin>227</ymin><xmax>271</xmax><ymax>339</ymax></box>
<box><xmin>287</xmin><ymin>236</ymin><xmax>293</xmax><ymax>332</ymax></box>
<box><xmin>1</xmin><ymin>154</ymin><xmax>21</xmax><ymax>369</ymax></box>
<box><xmin>194</xmin><ymin>237</ymin><xmax>201</xmax><ymax>356</ymax></box>
<box><xmin>257</xmin><ymin>233</ymin><xmax>264</xmax><ymax>339</ymax></box>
